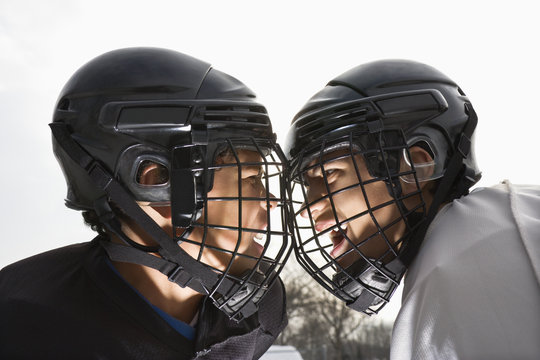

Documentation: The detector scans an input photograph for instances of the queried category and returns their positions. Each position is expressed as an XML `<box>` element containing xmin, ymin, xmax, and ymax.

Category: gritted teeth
<box><xmin>330</xmin><ymin>224</ymin><xmax>348</xmax><ymax>234</ymax></box>
<box><xmin>253</xmin><ymin>232</ymin><xmax>265</xmax><ymax>243</ymax></box>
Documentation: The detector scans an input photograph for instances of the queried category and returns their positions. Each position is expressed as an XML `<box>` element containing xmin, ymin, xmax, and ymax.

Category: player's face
<box><xmin>185</xmin><ymin>150</ymin><xmax>276</xmax><ymax>275</ymax></box>
<box><xmin>136</xmin><ymin>150</ymin><xmax>276</xmax><ymax>276</ymax></box>
<box><xmin>301</xmin><ymin>149</ymin><xmax>408</xmax><ymax>268</ymax></box>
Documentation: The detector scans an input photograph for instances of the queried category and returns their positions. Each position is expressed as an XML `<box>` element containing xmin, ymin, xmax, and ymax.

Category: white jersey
<box><xmin>390</xmin><ymin>181</ymin><xmax>540</xmax><ymax>360</ymax></box>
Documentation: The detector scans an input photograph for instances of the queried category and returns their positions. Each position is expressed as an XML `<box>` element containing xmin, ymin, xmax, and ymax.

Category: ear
<box><xmin>409</xmin><ymin>145</ymin><xmax>435</xmax><ymax>167</ymax></box>
<box><xmin>401</xmin><ymin>145</ymin><xmax>435</xmax><ymax>189</ymax></box>
<box><xmin>137</xmin><ymin>161</ymin><xmax>169</xmax><ymax>186</ymax></box>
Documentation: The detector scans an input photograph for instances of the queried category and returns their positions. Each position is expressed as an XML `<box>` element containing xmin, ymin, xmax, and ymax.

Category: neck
<box><xmin>112</xmin><ymin>260</ymin><xmax>203</xmax><ymax>324</ymax></box>
<box><xmin>108</xmin><ymin>216</ymin><xmax>204</xmax><ymax>324</ymax></box>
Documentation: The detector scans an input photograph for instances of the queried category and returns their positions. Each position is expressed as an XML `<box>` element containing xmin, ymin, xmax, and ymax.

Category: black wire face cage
<box><xmin>172</xmin><ymin>137</ymin><xmax>291</xmax><ymax>321</ymax></box>
<box><xmin>289</xmin><ymin>129</ymin><xmax>427</xmax><ymax>315</ymax></box>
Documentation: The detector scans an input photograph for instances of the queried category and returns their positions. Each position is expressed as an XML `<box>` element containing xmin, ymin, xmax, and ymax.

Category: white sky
<box><xmin>1</xmin><ymin>0</ymin><xmax>539</xmax><ymax>322</ymax></box>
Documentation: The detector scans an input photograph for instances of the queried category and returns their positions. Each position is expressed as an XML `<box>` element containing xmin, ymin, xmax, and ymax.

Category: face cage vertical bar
<box><xmin>225</xmin><ymin>139</ymin><xmax>277</xmax><ymax>320</ymax></box>
<box><xmin>197</xmin><ymin>152</ymin><xmax>210</xmax><ymax>262</ymax></box>
<box><xmin>293</xmin><ymin>143</ymin><xmax>355</xmax><ymax>298</ymax></box>
<box><xmin>375</xmin><ymin>130</ymin><xmax>408</xmax><ymax>257</ymax></box>
<box><xmin>371</xmin><ymin>129</ymin><xmax>427</xmax><ymax>260</ymax></box>
<box><xmin>316</xmin><ymin>135</ymin><xmax>401</xmax><ymax>302</ymax></box>
<box><xmin>348</xmin><ymin>132</ymin><xmax>397</xmax><ymax>264</ymax></box>
<box><xmin>318</xmin><ymin>141</ymin><xmax>356</xmax><ymax>277</ymax></box>
<box><xmin>240</xmin><ymin>140</ymin><xmax>292</xmax><ymax>293</ymax></box>
<box><xmin>401</xmin><ymin>144</ymin><xmax>428</xmax><ymax>233</ymax></box>
<box><xmin>269</xmin><ymin>150</ymin><xmax>290</xmax><ymax>267</ymax></box>
<box><xmin>297</xmin><ymin>140</ymin><xmax>338</xmax><ymax>269</ymax></box>
<box><xmin>193</xmin><ymin>140</ymin><xmax>243</xmax><ymax>302</ymax></box>
<box><xmin>249</xmin><ymin>141</ymin><xmax>292</xmax><ymax>283</ymax></box>
<box><xmin>212</xmin><ymin>139</ymin><xmax>289</xmax><ymax>318</ymax></box>
<box><xmin>333</xmin><ymin>131</ymin><xmax>407</xmax><ymax>296</ymax></box>
<box><xmin>251</xmin><ymin>138</ymin><xmax>272</xmax><ymax>259</ymax></box>
<box><xmin>212</xmin><ymin>139</ymin><xmax>246</xmax><ymax>303</ymax></box>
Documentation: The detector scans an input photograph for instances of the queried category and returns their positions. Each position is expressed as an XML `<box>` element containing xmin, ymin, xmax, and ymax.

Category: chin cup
<box><xmin>214</xmin><ymin>264</ymin><xmax>270</xmax><ymax>320</ymax></box>
<box><xmin>333</xmin><ymin>257</ymin><xmax>396</xmax><ymax>313</ymax></box>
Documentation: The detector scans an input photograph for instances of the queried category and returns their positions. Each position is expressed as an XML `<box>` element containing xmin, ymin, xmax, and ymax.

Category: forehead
<box><xmin>304</xmin><ymin>148</ymin><xmax>355</xmax><ymax>173</ymax></box>
<box><xmin>238</xmin><ymin>149</ymin><xmax>263</xmax><ymax>162</ymax></box>
<box><xmin>220</xmin><ymin>149</ymin><xmax>263</xmax><ymax>164</ymax></box>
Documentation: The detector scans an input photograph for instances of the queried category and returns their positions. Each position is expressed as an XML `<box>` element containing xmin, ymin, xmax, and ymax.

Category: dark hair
<box><xmin>82</xmin><ymin>210</ymin><xmax>106</xmax><ymax>234</ymax></box>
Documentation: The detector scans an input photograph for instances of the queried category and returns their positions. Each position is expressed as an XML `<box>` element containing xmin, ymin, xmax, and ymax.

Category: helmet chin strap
<box><xmin>93</xmin><ymin>197</ymin><xmax>160</xmax><ymax>253</ymax></box>
<box><xmin>50</xmin><ymin>122</ymin><xmax>268</xmax><ymax>321</ymax></box>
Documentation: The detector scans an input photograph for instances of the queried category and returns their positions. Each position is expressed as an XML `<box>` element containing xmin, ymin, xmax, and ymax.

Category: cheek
<box><xmin>330</xmin><ymin>170</ymin><xmax>369</xmax><ymax>215</ymax></box>
<box><xmin>205</xmin><ymin>182</ymin><xmax>260</xmax><ymax>222</ymax></box>
<box><xmin>363</xmin><ymin>181</ymin><xmax>392</xmax><ymax>205</ymax></box>
<box><xmin>205</xmin><ymin>173</ymin><xmax>239</xmax><ymax>222</ymax></box>
<box><xmin>332</xmin><ymin>186</ymin><xmax>367</xmax><ymax>216</ymax></box>
<box><xmin>332</xmin><ymin>178</ymin><xmax>399</xmax><ymax>235</ymax></box>
<box><xmin>209</xmin><ymin>174</ymin><xmax>237</xmax><ymax>197</ymax></box>
<box><xmin>205</xmin><ymin>202</ymin><xmax>239</xmax><ymax>229</ymax></box>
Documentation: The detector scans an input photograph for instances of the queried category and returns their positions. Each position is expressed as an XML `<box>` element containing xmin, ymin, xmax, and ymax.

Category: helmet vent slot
<box><xmin>203</xmin><ymin>105</ymin><xmax>269</xmax><ymax>126</ymax></box>
<box><xmin>117</xmin><ymin>106</ymin><xmax>191</xmax><ymax>129</ymax></box>
<box><xmin>58</xmin><ymin>98</ymin><xmax>70</xmax><ymax>111</ymax></box>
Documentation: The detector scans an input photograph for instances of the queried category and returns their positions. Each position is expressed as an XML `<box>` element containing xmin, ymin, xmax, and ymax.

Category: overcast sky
<box><xmin>1</xmin><ymin>0</ymin><xmax>539</xmax><ymax>322</ymax></box>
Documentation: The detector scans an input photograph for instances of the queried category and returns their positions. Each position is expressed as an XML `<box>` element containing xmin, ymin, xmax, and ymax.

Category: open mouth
<box><xmin>249</xmin><ymin>231</ymin><xmax>266</xmax><ymax>256</ymax></box>
<box><xmin>328</xmin><ymin>224</ymin><xmax>348</xmax><ymax>258</ymax></box>
<box><xmin>253</xmin><ymin>232</ymin><xmax>265</xmax><ymax>245</ymax></box>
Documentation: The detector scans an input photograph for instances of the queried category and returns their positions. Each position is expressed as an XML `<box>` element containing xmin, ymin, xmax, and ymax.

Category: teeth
<box><xmin>331</xmin><ymin>224</ymin><xmax>347</xmax><ymax>232</ymax></box>
<box><xmin>254</xmin><ymin>232</ymin><xmax>265</xmax><ymax>241</ymax></box>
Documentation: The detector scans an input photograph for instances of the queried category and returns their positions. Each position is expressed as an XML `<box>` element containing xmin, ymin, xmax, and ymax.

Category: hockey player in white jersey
<box><xmin>283</xmin><ymin>59</ymin><xmax>540</xmax><ymax>359</ymax></box>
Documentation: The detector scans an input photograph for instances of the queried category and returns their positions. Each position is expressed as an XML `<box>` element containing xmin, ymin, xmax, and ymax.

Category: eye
<box><xmin>322</xmin><ymin>168</ymin><xmax>340</xmax><ymax>182</ymax></box>
<box><xmin>243</xmin><ymin>167</ymin><xmax>264</xmax><ymax>183</ymax></box>
<box><xmin>324</xmin><ymin>168</ymin><xmax>337</xmax><ymax>177</ymax></box>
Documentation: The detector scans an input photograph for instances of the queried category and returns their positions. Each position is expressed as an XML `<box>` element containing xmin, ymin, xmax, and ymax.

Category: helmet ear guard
<box><xmin>400</xmin><ymin>142</ymin><xmax>436</xmax><ymax>184</ymax></box>
<box><xmin>116</xmin><ymin>144</ymin><xmax>171</xmax><ymax>205</ymax></box>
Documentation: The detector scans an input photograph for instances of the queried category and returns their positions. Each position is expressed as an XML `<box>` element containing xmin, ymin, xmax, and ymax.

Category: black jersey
<box><xmin>0</xmin><ymin>238</ymin><xmax>287</xmax><ymax>359</ymax></box>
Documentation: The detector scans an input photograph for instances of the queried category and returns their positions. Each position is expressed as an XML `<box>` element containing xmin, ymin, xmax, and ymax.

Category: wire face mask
<box><xmin>288</xmin><ymin>129</ymin><xmax>427</xmax><ymax>314</ymax></box>
<box><xmin>168</xmin><ymin>138</ymin><xmax>291</xmax><ymax>320</ymax></box>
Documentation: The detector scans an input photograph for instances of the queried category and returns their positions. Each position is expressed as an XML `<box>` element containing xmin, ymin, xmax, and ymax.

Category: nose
<box><xmin>260</xmin><ymin>191</ymin><xmax>278</xmax><ymax>211</ymax></box>
<box><xmin>300</xmin><ymin>198</ymin><xmax>326</xmax><ymax>219</ymax></box>
<box><xmin>300</xmin><ymin>185</ymin><xmax>327</xmax><ymax>219</ymax></box>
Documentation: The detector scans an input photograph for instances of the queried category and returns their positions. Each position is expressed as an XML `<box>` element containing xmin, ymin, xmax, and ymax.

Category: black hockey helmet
<box><xmin>51</xmin><ymin>47</ymin><xmax>291</xmax><ymax>321</ymax></box>
<box><xmin>284</xmin><ymin>59</ymin><xmax>481</xmax><ymax>314</ymax></box>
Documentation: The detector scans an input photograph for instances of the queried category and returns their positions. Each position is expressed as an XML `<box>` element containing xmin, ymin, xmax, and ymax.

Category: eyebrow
<box><xmin>242</xmin><ymin>165</ymin><xmax>264</xmax><ymax>175</ymax></box>
<box><xmin>305</xmin><ymin>153</ymin><xmax>350</xmax><ymax>177</ymax></box>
